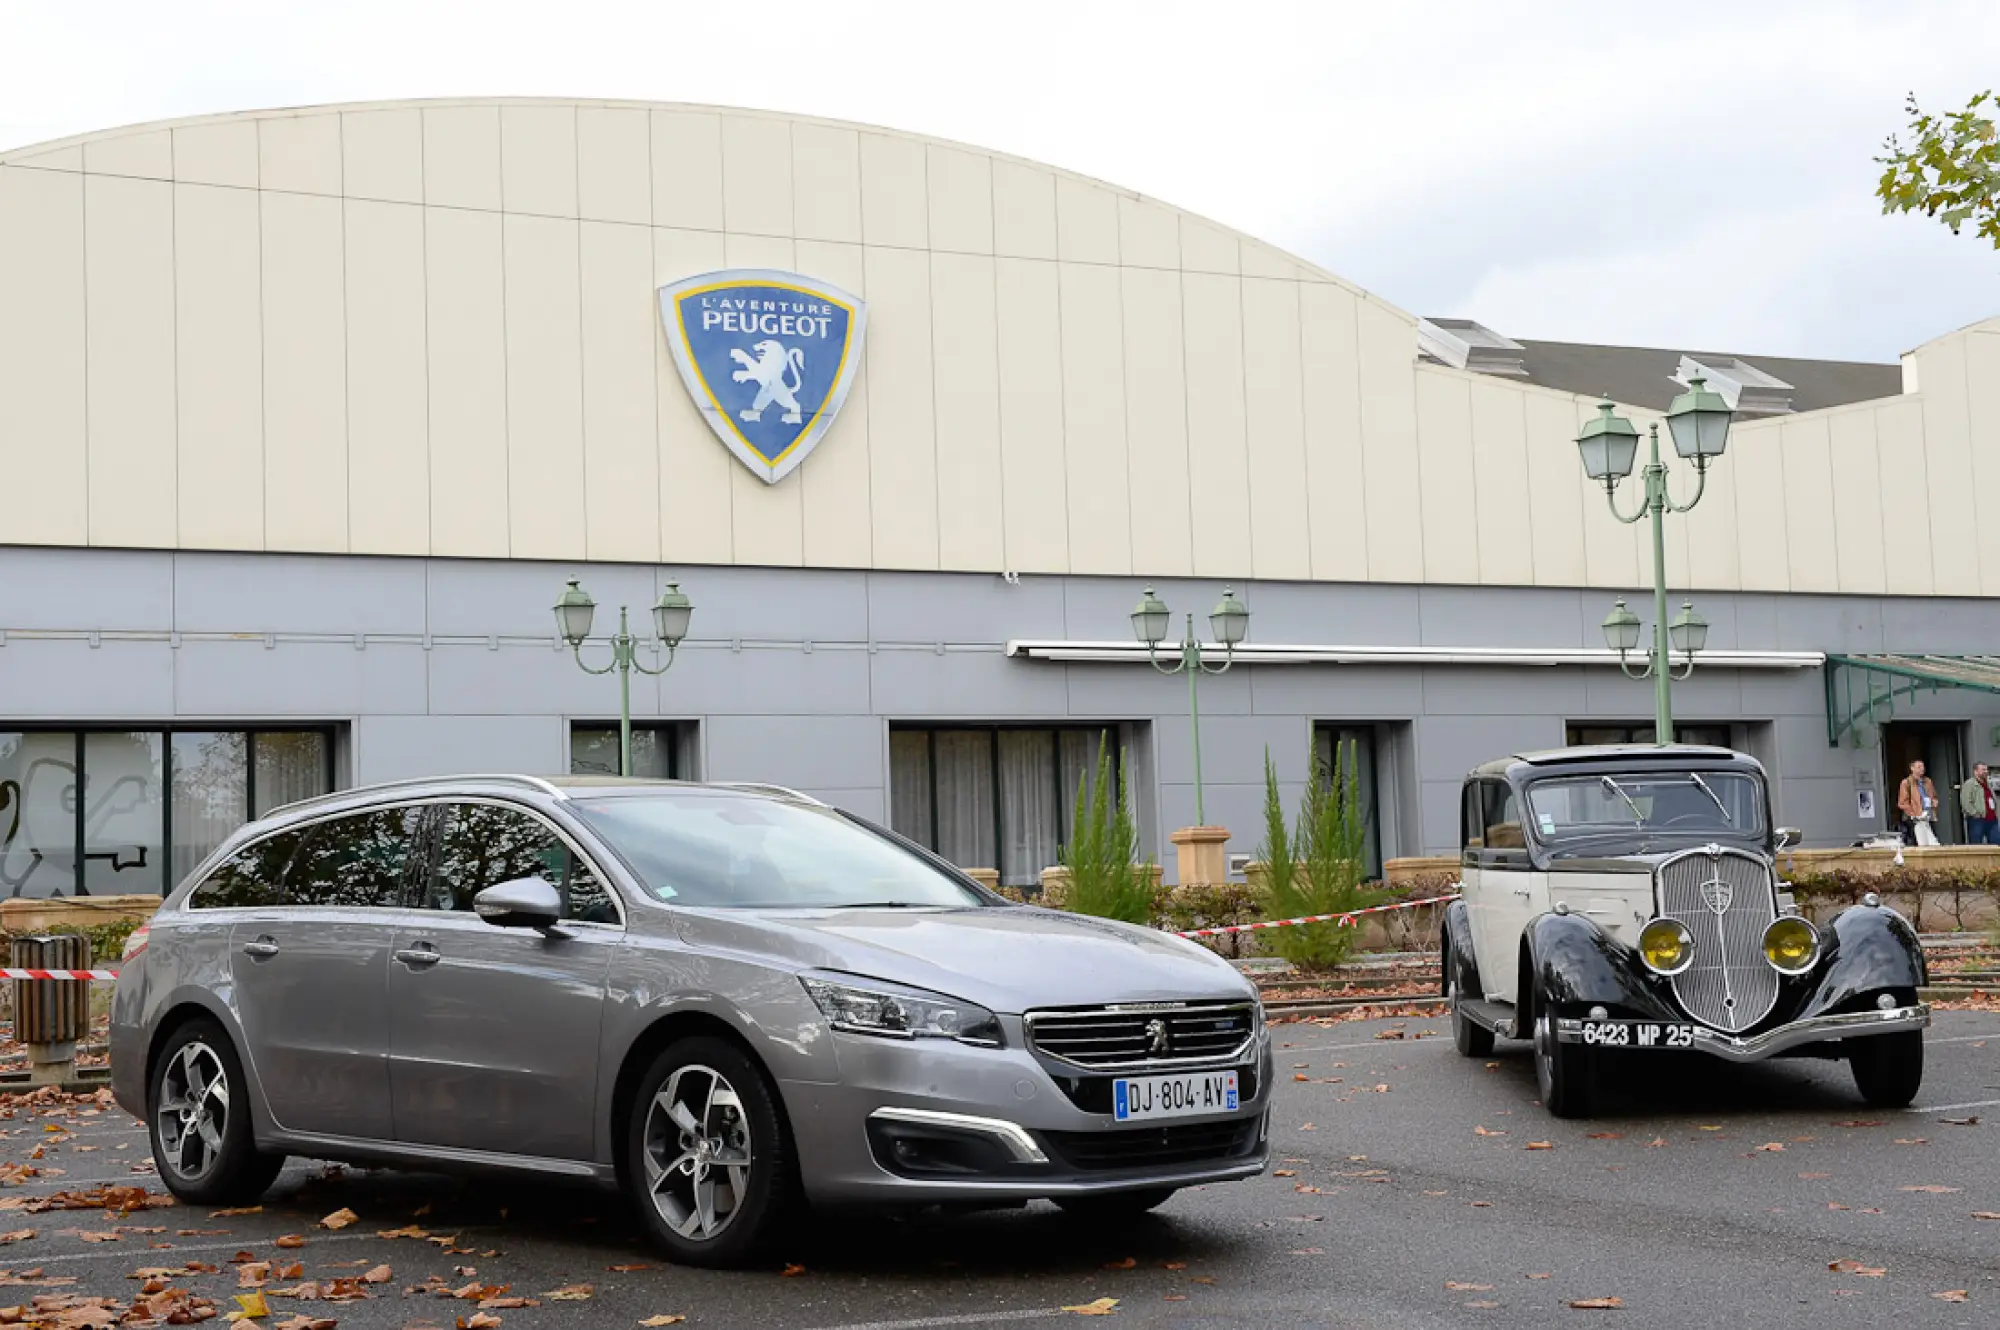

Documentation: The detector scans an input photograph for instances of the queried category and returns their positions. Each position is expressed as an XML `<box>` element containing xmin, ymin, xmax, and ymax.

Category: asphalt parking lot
<box><xmin>3</xmin><ymin>1012</ymin><xmax>1996</xmax><ymax>1329</ymax></box>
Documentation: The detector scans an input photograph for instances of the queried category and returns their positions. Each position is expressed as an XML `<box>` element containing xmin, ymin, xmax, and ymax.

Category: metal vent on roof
<box><xmin>1676</xmin><ymin>356</ymin><xmax>1795</xmax><ymax>416</ymax></box>
<box><xmin>1418</xmin><ymin>318</ymin><xmax>1529</xmax><ymax>377</ymax></box>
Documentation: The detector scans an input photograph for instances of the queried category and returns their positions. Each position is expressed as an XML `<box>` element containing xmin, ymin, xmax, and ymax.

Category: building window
<box><xmin>1312</xmin><ymin>724</ymin><xmax>1384</xmax><ymax>879</ymax></box>
<box><xmin>1567</xmin><ymin>723</ymin><xmax>1732</xmax><ymax>749</ymax></box>
<box><xmin>569</xmin><ymin>724</ymin><xmax>685</xmax><ymax>780</ymax></box>
<box><xmin>889</xmin><ymin>726</ymin><xmax>1122</xmax><ymax>887</ymax></box>
<box><xmin>0</xmin><ymin>728</ymin><xmax>337</xmax><ymax>899</ymax></box>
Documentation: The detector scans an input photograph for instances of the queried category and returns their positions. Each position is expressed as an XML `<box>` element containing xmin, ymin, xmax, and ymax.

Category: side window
<box><xmin>1481</xmin><ymin>781</ymin><xmax>1526</xmax><ymax>855</ymax></box>
<box><xmin>188</xmin><ymin>830</ymin><xmax>303</xmax><ymax>909</ymax></box>
<box><xmin>428</xmin><ymin>803</ymin><xmax>618</xmax><ymax>923</ymax></box>
<box><xmin>1461</xmin><ymin>784</ymin><xmax>1485</xmax><ymax>858</ymax></box>
<box><xmin>286</xmin><ymin>806</ymin><xmax>424</xmax><ymax>908</ymax></box>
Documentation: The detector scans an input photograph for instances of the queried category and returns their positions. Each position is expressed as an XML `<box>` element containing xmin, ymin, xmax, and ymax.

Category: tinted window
<box><xmin>427</xmin><ymin>803</ymin><xmax>617</xmax><ymax>924</ymax></box>
<box><xmin>573</xmin><ymin>791</ymin><xmax>989</xmax><ymax>910</ymax></box>
<box><xmin>286</xmin><ymin>806</ymin><xmax>424</xmax><ymax>908</ymax></box>
<box><xmin>188</xmin><ymin>830</ymin><xmax>304</xmax><ymax>909</ymax></box>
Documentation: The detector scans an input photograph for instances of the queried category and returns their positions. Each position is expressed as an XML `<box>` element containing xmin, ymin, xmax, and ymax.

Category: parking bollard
<box><xmin>10</xmin><ymin>934</ymin><xmax>90</xmax><ymax>1086</ymax></box>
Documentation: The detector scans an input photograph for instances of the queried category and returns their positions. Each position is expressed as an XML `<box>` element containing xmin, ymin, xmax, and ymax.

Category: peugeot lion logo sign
<box><xmin>658</xmin><ymin>269</ymin><xmax>868</xmax><ymax>485</ymax></box>
<box><xmin>1700</xmin><ymin>876</ymin><xmax>1734</xmax><ymax>914</ymax></box>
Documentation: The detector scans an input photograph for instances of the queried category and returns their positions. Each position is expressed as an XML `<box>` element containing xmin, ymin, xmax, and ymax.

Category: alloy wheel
<box><xmin>642</xmin><ymin>1064</ymin><xmax>755</xmax><ymax>1242</ymax></box>
<box><xmin>157</xmin><ymin>1041</ymin><xmax>231</xmax><ymax>1184</ymax></box>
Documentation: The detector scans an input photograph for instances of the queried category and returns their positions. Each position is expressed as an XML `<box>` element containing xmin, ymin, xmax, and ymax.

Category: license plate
<box><xmin>1112</xmin><ymin>1070</ymin><xmax>1239</xmax><ymax>1122</ymax></box>
<box><xmin>1579</xmin><ymin>1020</ymin><xmax>1696</xmax><ymax>1049</ymax></box>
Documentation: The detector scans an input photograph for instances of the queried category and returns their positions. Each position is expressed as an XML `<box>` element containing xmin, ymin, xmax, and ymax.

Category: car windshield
<box><xmin>572</xmin><ymin>792</ymin><xmax>991</xmax><ymax>909</ymax></box>
<box><xmin>1525</xmin><ymin>771</ymin><xmax>1766</xmax><ymax>845</ymax></box>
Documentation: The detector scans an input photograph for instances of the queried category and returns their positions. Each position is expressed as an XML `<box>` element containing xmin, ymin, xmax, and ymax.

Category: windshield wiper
<box><xmin>1686</xmin><ymin>773</ymin><xmax>1734</xmax><ymax>824</ymax></box>
<box><xmin>1599</xmin><ymin>774</ymin><xmax>1646</xmax><ymax>823</ymax></box>
<box><xmin>824</xmin><ymin>901</ymin><xmax>940</xmax><ymax>909</ymax></box>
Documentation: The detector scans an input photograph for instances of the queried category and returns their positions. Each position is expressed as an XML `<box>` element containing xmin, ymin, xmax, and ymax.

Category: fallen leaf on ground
<box><xmin>234</xmin><ymin>1289</ymin><xmax>271</xmax><ymax>1318</ymax></box>
<box><xmin>1160</xmin><ymin>1261</ymin><xmax>1186</xmax><ymax>1271</ymax></box>
<box><xmin>273</xmin><ymin>1317</ymin><xmax>336</xmax><ymax>1330</ymax></box>
<box><xmin>1569</xmin><ymin>1297</ymin><xmax>1623</xmax><ymax>1309</ymax></box>
<box><xmin>1901</xmin><ymin>1185</ymin><xmax>1960</xmax><ymax>1193</ymax></box>
<box><xmin>318</xmin><ymin>1209</ymin><xmax>358</xmax><ymax>1231</ymax></box>
<box><xmin>0</xmin><ymin>1230</ymin><xmax>34</xmax><ymax>1244</ymax></box>
<box><xmin>1474</xmin><ymin>1126</ymin><xmax>1506</xmax><ymax>1137</ymax></box>
<box><xmin>1834</xmin><ymin>1120</ymin><xmax>1885</xmax><ymax>1128</ymax></box>
<box><xmin>1585</xmin><ymin>1132</ymin><xmax>1623</xmax><ymax>1140</ymax></box>
<box><xmin>1645</xmin><ymin>1138</ymin><xmax>1666</xmax><ymax>1148</ymax></box>
<box><xmin>1469</xmin><ymin>1201</ymin><xmax>1492</xmax><ymax>1208</ymax></box>
<box><xmin>1939</xmin><ymin>1116</ymin><xmax>1980</xmax><ymax>1126</ymax></box>
<box><xmin>1894</xmin><ymin>1139</ymin><xmax>1928</xmax><ymax>1146</ymax></box>
<box><xmin>274</xmin><ymin>1235</ymin><xmax>305</xmax><ymax>1249</ymax></box>
<box><xmin>606</xmin><ymin>1264</ymin><xmax>651</xmax><ymax>1272</ymax></box>
<box><xmin>1697</xmin><ymin>1125</ymin><xmax>1723</xmax><ymax>1132</ymax></box>
<box><xmin>360</xmin><ymin>1264</ymin><xmax>392</xmax><ymax>1283</ymax></box>
<box><xmin>1828</xmin><ymin>1259</ymin><xmax>1887</xmax><ymax>1277</ymax></box>
<box><xmin>212</xmin><ymin>1206</ymin><xmax>262</xmax><ymax>1218</ymax></box>
<box><xmin>1527</xmin><ymin>1273</ymin><xmax>1552</xmax><ymax>1279</ymax></box>
<box><xmin>463</xmin><ymin>1315</ymin><xmax>503</xmax><ymax>1330</ymax></box>
<box><xmin>1933</xmin><ymin>1290</ymin><xmax>1970</xmax><ymax>1303</ymax></box>
<box><xmin>1524</xmin><ymin>1142</ymin><xmax>1553</xmax><ymax>1151</ymax></box>
<box><xmin>1061</xmin><ymin>1298</ymin><xmax>1119</xmax><ymax>1316</ymax></box>
<box><xmin>639</xmin><ymin>1318</ymin><xmax>687</xmax><ymax>1327</ymax></box>
<box><xmin>1272</xmin><ymin>1170</ymin><xmax>1296</xmax><ymax>1177</ymax></box>
<box><xmin>1466</xmin><ymin>1300</ymin><xmax>1499</xmax><ymax>1309</ymax></box>
<box><xmin>780</xmin><ymin>1264</ymin><xmax>806</xmax><ymax>1277</ymax></box>
<box><xmin>378</xmin><ymin>1226</ymin><xmax>428</xmax><ymax>1240</ymax></box>
<box><xmin>1972</xmin><ymin>1211</ymin><xmax>2000</xmax><ymax>1220</ymax></box>
<box><xmin>1755</xmin><ymin>1143</ymin><xmax>1785</xmax><ymax>1152</ymax></box>
<box><xmin>1102</xmin><ymin>1258</ymin><xmax>1135</xmax><ymax>1271</ymax></box>
<box><xmin>545</xmin><ymin>1285</ymin><xmax>593</xmax><ymax>1301</ymax></box>
<box><xmin>1446</xmin><ymin>1281</ymin><xmax>1494</xmax><ymax>1290</ymax></box>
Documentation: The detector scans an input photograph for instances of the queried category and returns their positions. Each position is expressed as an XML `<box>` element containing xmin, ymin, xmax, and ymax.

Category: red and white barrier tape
<box><xmin>0</xmin><ymin>968</ymin><xmax>119</xmax><ymax>981</ymax></box>
<box><xmin>1173</xmin><ymin>893</ymin><xmax>1461</xmax><ymax>939</ymax></box>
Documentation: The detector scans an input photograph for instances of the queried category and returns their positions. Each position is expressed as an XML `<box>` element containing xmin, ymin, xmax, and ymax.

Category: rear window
<box><xmin>284</xmin><ymin>806</ymin><xmax>426</xmax><ymax>908</ymax></box>
<box><xmin>187</xmin><ymin>830</ymin><xmax>304</xmax><ymax>909</ymax></box>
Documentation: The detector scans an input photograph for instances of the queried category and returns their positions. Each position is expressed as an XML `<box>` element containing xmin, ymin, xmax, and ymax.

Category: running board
<box><xmin>1460</xmin><ymin>998</ymin><xmax>1522</xmax><ymax>1039</ymax></box>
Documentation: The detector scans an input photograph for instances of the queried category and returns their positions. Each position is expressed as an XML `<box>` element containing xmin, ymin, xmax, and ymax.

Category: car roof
<box><xmin>1469</xmin><ymin>744</ymin><xmax>1765</xmax><ymax>781</ymax></box>
<box><xmin>259</xmin><ymin>774</ymin><xmax>826</xmax><ymax>822</ymax></box>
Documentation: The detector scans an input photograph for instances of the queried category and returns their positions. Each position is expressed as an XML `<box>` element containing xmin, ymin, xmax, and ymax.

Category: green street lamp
<box><xmin>1131</xmin><ymin>586</ymin><xmax>1250</xmax><ymax>825</ymax></box>
<box><xmin>553</xmin><ymin>577</ymin><xmax>694</xmax><ymax>777</ymax></box>
<box><xmin>1575</xmin><ymin>377</ymin><xmax>1734</xmax><ymax>743</ymax></box>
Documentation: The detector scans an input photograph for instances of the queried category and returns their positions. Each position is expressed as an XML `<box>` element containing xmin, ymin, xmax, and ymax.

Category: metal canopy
<box><xmin>1824</xmin><ymin>653</ymin><xmax>2000</xmax><ymax>747</ymax></box>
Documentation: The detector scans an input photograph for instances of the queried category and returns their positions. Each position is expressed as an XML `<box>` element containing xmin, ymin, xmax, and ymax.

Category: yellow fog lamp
<box><xmin>1762</xmin><ymin>916</ymin><xmax>1820</xmax><ymax>975</ymax></box>
<box><xmin>1637</xmin><ymin>918</ymin><xmax>1694</xmax><ymax>976</ymax></box>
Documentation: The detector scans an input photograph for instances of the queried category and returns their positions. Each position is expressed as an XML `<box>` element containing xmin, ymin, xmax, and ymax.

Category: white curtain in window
<box><xmin>170</xmin><ymin>732</ymin><xmax>248</xmax><ymax>888</ymax></box>
<box><xmin>888</xmin><ymin>731</ymin><xmax>934</xmax><ymax>847</ymax></box>
<box><xmin>998</xmin><ymin>731</ymin><xmax>1058</xmax><ymax>887</ymax></box>
<box><xmin>933</xmin><ymin>732</ymin><xmax>995</xmax><ymax>870</ymax></box>
<box><xmin>253</xmin><ymin>732</ymin><xmax>330</xmax><ymax>817</ymax></box>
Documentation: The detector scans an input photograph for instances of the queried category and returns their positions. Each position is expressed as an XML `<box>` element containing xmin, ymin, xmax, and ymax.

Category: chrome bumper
<box><xmin>1555</xmin><ymin>1004</ymin><xmax>1931</xmax><ymax>1062</ymax></box>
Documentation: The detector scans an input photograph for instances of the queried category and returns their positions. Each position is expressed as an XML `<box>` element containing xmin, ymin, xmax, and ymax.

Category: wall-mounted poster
<box><xmin>1856</xmin><ymin>788</ymin><xmax>1877</xmax><ymax>821</ymax></box>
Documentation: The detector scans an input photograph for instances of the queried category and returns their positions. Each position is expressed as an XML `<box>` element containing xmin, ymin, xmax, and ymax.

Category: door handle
<box><xmin>241</xmin><ymin>936</ymin><xmax>280</xmax><ymax>959</ymax></box>
<box><xmin>394</xmin><ymin>944</ymin><xmax>442</xmax><ymax>969</ymax></box>
<box><xmin>1512</xmin><ymin>888</ymin><xmax>1532</xmax><ymax>899</ymax></box>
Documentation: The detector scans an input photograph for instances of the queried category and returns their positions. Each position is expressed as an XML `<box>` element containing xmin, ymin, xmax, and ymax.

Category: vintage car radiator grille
<box><xmin>1656</xmin><ymin>849</ymin><xmax>1779</xmax><ymax>1033</ymax></box>
<box><xmin>1024</xmin><ymin>1002</ymin><xmax>1257</xmax><ymax>1070</ymax></box>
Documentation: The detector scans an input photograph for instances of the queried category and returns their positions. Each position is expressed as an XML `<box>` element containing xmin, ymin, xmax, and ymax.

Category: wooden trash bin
<box><xmin>11</xmin><ymin>934</ymin><xmax>91</xmax><ymax>1086</ymax></box>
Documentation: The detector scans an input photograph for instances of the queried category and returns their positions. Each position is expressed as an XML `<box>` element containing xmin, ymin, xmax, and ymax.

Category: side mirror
<box><xmin>1775</xmin><ymin>827</ymin><xmax>1802</xmax><ymax>851</ymax></box>
<box><xmin>473</xmin><ymin>876</ymin><xmax>562</xmax><ymax>930</ymax></box>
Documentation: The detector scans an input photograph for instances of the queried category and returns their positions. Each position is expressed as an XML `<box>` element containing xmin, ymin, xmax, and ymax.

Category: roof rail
<box><xmin>262</xmin><ymin>773</ymin><xmax>567</xmax><ymax>819</ymax></box>
<box><xmin>711</xmin><ymin>782</ymin><xmax>827</xmax><ymax>807</ymax></box>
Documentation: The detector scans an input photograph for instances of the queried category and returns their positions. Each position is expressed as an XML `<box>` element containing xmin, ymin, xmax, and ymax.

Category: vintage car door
<box><xmin>1471</xmin><ymin>779</ymin><xmax>1541</xmax><ymax>1003</ymax></box>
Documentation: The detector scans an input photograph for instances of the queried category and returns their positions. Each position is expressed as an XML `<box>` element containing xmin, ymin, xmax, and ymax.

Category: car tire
<box><xmin>147</xmin><ymin>1019</ymin><xmax>285</xmax><ymax>1207</ymax></box>
<box><xmin>1446</xmin><ymin>937</ymin><xmax>1494</xmax><ymax>1058</ymax></box>
<box><xmin>624</xmin><ymin>1036</ymin><xmax>797</xmax><ymax>1269</ymax></box>
<box><xmin>1533</xmin><ymin>1009</ymin><xmax>1594</xmax><ymax>1119</ymax></box>
<box><xmin>1848</xmin><ymin>1031</ymin><xmax>1924</xmax><ymax>1108</ymax></box>
<box><xmin>1053</xmin><ymin>1187</ymin><xmax>1178</xmax><ymax>1219</ymax></box>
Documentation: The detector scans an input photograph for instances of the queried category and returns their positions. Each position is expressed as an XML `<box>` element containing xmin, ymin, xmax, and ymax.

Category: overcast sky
<box><xmin>3</xmin><ymin>1</ymin><xmax>1995</xmax><ymax>362</ymax></box>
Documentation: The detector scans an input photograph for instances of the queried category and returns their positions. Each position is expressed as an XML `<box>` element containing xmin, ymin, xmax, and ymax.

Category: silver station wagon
<box><xmin>110</xmin><ymin>776</ymin><xmax>1271</xmax><ymax>1265</ymax></box>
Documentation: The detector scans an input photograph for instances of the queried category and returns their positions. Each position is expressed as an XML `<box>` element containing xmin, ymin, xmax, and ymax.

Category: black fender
<box><xmin>1797</xmin><ymin>902</ymin><xmax>1928</xmax><ymax>1020</ymax></box>
<box><xmin>1442</xmin><ymin>899</ymin><xmax>1483</xmax><ymax>998</ymax></box>
<box><xmin>1526</xmin><ymin>911</ymin><xmax>1683</xmax><ymax>1022</ymax></box>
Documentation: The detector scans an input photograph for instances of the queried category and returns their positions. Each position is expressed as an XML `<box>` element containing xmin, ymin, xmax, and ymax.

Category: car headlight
<box><xmin>1637</xmin><ymin>918</ymin><xmax>1694</xmax><ymax>976</ymax></box>
<box><xmin>800</xmin><ymin>975</ymin><xmax>1003</xmax><ymax>1047</ymax></box>
<box><xmin>1762</xmin><ymin>916</ymin><xmax>1819</xmax><ymax>975</ymax></box>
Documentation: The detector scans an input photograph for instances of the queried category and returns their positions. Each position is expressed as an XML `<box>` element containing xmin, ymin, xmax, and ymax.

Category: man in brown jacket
<box><xmin>1897</xmin><ymin>759</ymin><xmax>1941</xmax><ymax>845</ymax></box>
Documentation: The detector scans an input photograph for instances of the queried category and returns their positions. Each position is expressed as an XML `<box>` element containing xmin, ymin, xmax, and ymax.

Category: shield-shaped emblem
<box><xmin>1699</xmin><ymin>876</ymin><xmax>1733</xmax><ymax>914</ymax></box>
<box><xmin>658</xmin><ymin>269</ymin><xmax>868</xmax><ymax>485</ymax></box>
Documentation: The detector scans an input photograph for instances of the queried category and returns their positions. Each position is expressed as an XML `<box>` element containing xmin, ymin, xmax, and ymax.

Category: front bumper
<box><xmin>779</xmin><ymin>1021</ymin><xmax>1274</xmax><ymax>1206</ymax></box>
<box><xmin>1554</xmin><ymin>1003</ymin><xmax>1931</xmax><ymax>1062</ymax></box>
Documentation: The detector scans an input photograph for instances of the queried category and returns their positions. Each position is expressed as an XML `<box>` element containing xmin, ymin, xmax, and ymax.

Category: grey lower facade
<box><xmin>6</xmin><ymin>542</ymin><xmax>2000</xmax><ymax>898</ymax></box>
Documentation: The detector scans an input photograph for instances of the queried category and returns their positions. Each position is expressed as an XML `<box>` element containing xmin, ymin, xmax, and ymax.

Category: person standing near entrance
<box><xmin>1898</xmin><ymin>759</ymin><xmax>1941</xmax><ymax>845</ymax></box>
<box><xmin>1962</xmin><ymin>762</ymin><xmax>1999</xmax><ymax>845</ymax></box>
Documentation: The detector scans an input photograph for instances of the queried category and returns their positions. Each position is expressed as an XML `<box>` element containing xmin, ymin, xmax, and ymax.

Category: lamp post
<box><xmin>1130</xmin><ymin>587</ymin><xmax>1251</xmax><ymax>825</ymax></box>
<box><xmin>553</xmin><ymin>577</ymin><xmax>694</xmax><ymax>777</ymax></box>
<box><xmin>1574</xmin><ymin>377</ymin><xmax>1733</xmax><ymax>743</ymax></box>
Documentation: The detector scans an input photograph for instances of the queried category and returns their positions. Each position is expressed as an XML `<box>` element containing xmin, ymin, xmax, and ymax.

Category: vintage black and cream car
<box><xmin>1442</xmin><ymin>745</ymin><xmax>1929</xmax><ymax>1118</ymax></box>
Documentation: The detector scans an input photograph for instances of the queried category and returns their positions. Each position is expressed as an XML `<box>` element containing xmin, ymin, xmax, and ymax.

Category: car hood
<box><xmin>667</xmin><ymin>904</ymin><xmax>1253</xmax><ymax>1013</ymax></box>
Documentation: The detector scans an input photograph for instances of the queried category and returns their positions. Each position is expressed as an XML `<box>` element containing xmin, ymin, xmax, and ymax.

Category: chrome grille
<box><xmin>1656</xmin><ymin>847</ymin><xmax>1779</xmax><ymax>1033</ymax></box>
<box><xmin>1025</xmin><ymin>1002</ymin><xmax>1257</xmax><ymax>1071</ymax></box>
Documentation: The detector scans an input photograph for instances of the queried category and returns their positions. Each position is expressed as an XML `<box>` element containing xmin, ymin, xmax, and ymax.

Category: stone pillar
<box><xmin>962</xmin><ymin>867</ymin><xmax>1000</xmax><ymax>893</ymax></box>
<box><xmin>1169</xmin><ymin>826</ymin><xmax>1231</xmax><ymax>886</ymax></box>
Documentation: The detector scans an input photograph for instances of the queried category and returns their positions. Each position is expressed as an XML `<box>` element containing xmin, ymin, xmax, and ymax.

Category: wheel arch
<box><xmin>1443</xmin><ymin>900</ymin><xmax>1483</xmax><ymax>1000</ymax></box>
<box><xmin>606</xmin><ymin>1010</ymin><xmax>793</xmax><ymax>1189</ymax></box>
